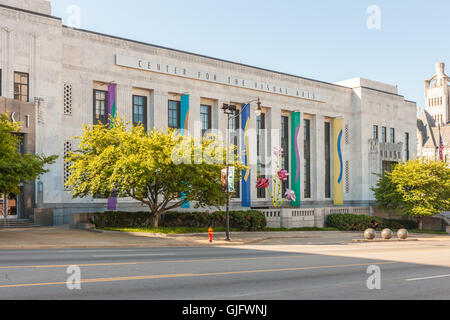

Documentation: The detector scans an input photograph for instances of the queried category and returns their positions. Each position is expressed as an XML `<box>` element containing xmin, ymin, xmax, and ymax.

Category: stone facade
<box><xmin>418</xmin><ymin>62</ymin><xmax>450</xmax><ymax>163</ymax></box>
<box><xmin>0</xmin><ymin>96</ymin><xmax>36</xmax><ymax>218</ymax></box>
<box><xmin>0</xmin><ymin>0</ymin><xmax>418</xmax><ymax>225</ymax></box>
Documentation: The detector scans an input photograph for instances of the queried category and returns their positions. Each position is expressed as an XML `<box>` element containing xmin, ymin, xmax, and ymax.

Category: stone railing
<box><xmin>261</xmin><ymin>206</ymin><xmax>371</xmax><ymax>229</ymax></box>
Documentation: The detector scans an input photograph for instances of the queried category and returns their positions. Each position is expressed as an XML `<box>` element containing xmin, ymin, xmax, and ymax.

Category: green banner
<box><xmin>291</xmin><ymin>112</ymin><xmax>301</xmax><ymax>206</ymax></box>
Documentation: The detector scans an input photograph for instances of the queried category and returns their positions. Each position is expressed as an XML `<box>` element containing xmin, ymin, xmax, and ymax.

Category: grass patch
<box><xmin>99</xmin><ymin>226</ymin><xmax>339</xmax><ymax>234</ymax></box>
<box><xmin>265</xmin><ymin>227</ymin><xmax>339</xmax><ymax>232</ymax></box>
<box><xmin>99</xmin><ymin>227</ymin><xmax>240</xmax><ymax>234</ymax></box>
<box><xmin>407</xmin><ymin>229</ymin><xmax>448</xmax><ymax>235</ymax></box>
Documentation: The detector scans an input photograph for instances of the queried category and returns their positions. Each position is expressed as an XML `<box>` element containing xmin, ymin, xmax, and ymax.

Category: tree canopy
<box><xmin>372</xmin><ymin>159</ymin><xmax>450</xmax><ymax>229</ymax></box>
<box><xmin>0</xmin><ymin>113</ymin><xmax>57</xmax><ymax>196</ymax></box>
<box><xmin>65</xmin><ymin>117</ymin><xmax>246</xmax><ymax>227</ymax></box>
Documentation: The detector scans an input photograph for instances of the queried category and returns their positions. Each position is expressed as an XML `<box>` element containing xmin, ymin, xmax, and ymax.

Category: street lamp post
<box><xmin>222</xmin><ymin>98</ymin><xmax>262</xmax><ymax>241</ymax></box>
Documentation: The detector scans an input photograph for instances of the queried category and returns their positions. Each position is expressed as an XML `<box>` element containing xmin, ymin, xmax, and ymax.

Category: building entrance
<box><xmin>0</xmin><ymin>193</ymin><xmax>22</xmax><ymax>220</ymax></box>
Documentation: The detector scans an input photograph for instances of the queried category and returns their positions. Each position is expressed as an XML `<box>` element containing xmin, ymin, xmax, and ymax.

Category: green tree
<box><xmin>0</xmin><ymin>113</ymin><xmax>57</xmax><ymax>215</ymax></box>
<box><xmin>65</xmin><ymin>117</ymin><xmax>245</xmax><ymax>227</ymax></box>
<box><xmin>372</xmin><ymin>159</ymin><xmax>450</xmax><ymax>230</ymax></box>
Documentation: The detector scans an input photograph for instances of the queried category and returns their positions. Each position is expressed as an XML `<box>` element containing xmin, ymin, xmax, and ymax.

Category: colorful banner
<box><xmin>107</xmin><ymin>84</ymin><xmax>117</xmax><ymax>210</ymax></box>
<box><xmin>180</xmin><ymin>95</ymin><xmax>190</xmax><ymax>136</ymax></box>
<box><xmin>241</xmin><ymin>103</ymin><xmax>251</xmax><ymax>207</ymax></box>
<box><xmin>291</xmin><ymin>112</ymin><xmax>301</xmax><ymax>207</ymax></box>
<box><xmin>333</xmin><ymin>118</ymin><xmax>344</xmax><ymax>205</ymax></box>
<box><xmin>228</xmin><ymin>167</ymin><xmax>235</xmax><ymax>193</ymax></box>
<box><xmin>181</xmin><ymin>95</ymin><xmax>190</xmax><ymax>209</ymax></box>
<box><xmin>107</xmin><ymin>83</ymin><xmax>117</xmax><ymax>129</ymax></box>
<box><xmin>221</xmin><ymin>167</ymin><xmax>235</xmax><ymax>193</ymax></box>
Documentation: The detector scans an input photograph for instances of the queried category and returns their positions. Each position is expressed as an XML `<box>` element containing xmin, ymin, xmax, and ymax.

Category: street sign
<box><xmin>222</xmin><ymin>167</ymin><xmax>235</xmax><ymax>193</ymax></box>
<box><xmin>228</xmin><ymin>167</ymin><xmax>235</xmax><ymax>193</ymax></box>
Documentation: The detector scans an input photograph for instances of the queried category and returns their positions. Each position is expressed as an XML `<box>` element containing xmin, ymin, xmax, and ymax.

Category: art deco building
<box><xmin>0</xmin><ymin>0</ymin><xmax>417</xmax><ymax>224</ymax></box>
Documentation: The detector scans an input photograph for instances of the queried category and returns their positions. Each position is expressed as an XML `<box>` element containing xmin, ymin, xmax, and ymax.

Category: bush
<box><xmin>93</xmin><ymin>210</ymin><xmax>267</xmax><ymax>232</ymax></box>
<box><xmin>326</xmin><ymin>213</ymin><xmax>418</xmax><ymax>231</ymax></box>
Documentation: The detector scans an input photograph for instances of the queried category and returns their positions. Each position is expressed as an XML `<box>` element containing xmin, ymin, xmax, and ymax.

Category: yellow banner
<box><xmin>333</xmin><ymin>118</ymin><xmax>344</xmax><ymax>205</ymax></box>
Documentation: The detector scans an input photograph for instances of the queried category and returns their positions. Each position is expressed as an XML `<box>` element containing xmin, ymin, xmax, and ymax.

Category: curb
<box><xmin>352</xmin><ymin>239</ymin><xmax>420</xmax><ymax>243</ymax></box>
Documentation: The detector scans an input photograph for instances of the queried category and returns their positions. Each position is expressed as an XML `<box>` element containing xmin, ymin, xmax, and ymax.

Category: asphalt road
<box><xmin>0</xmin><ymin>243</ymin><xmax>449</xmax><ymax>300</ymax></box>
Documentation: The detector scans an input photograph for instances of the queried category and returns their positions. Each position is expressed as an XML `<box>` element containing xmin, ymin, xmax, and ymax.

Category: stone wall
<box><xmin>0</xmin><ymin>97</ymin><xmax>36</xmax><ymax>218</ymax></box>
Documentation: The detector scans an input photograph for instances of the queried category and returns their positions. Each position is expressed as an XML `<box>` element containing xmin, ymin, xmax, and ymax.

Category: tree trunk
<box><xmin>2</xmin><ymin>194</ymin><xmax>7</xmax><ymax>220</ymax></box>
<box><xmin>418</xmin><ymin>218</ymin><xmax>424</xmax><ymax>231</ymax></box>
<box><xmin>152</xmin><ymin>212</ymin><xmax>160</xmax><ymax>228</ymax></box>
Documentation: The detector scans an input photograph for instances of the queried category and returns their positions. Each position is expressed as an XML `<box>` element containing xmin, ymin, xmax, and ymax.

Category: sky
<box><xmin>49</xmin><ymin>0</ymin><xmax>450</xmax><ymax>108</ymax></box>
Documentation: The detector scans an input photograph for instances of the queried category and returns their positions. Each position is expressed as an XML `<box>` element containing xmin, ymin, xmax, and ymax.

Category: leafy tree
<box><xmin>65</xmin><ymin>117</ymin><xmax>246</xmax><ymax>227</ymax></box>
<box><xmin>372</xmin><ymin>159</ymin><xmax>450</xmax><ymax>230</ymax></box>
<box><xmin>0</xmin><ymin>113</ymin><xmax>57</xmax><ymax>214</ymax></box>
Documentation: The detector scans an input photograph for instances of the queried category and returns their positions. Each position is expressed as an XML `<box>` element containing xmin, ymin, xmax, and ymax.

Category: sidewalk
<box><xmin>0</xmin><ymin>227</ymin><xmax>448</xmax><ymax>250</ymax></box>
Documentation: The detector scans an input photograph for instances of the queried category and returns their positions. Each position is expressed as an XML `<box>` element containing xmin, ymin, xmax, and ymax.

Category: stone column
<box><xmin>152</xmin><ymin>90</ymin><xmax>168</xmax><ymax>131</ymax></box>
<box><xmin>312</xmin><ymin>115</ymin><xmax>325</xmax><ymax>202</ymax></box>
<box><xmin>188</xmin><ymin>94</ymin><xmax>201</xmax><ymax>138</ymax></box>
<box><xmin>117</xmin><ymin>83</ymin><xmax>132</xmax><ymax>120</ymax></box>
<box><xmin>79</xmin><ymin>77</ymin><xmax>92</xmax><ymax>126</ymax></box>
<box><xmin>29</xmin><ymin>33</ymin><xmax>38</xmax><ymax>101</ymax></box>
<box><xmin>1</xmin><ymin>27</ymin><xmax>14</xmax><ymax>99</ymax></box>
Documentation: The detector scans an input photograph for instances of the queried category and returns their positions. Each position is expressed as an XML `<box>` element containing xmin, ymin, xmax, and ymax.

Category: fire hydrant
<box><xmin>208</xmin><ymin>227</ymin><xmax>214</xmax><ymax>243</ymax></box>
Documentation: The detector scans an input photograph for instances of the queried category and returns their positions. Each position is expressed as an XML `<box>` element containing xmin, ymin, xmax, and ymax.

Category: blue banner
<box><xmin>181</xmin><ymin>95</ymin><xmax>190</xmax><ymax>209</ymax></box>
<box><xmin>241</xmin><ymin>103</ymin><xmax>251</xmax><ymax>207</ymax></box>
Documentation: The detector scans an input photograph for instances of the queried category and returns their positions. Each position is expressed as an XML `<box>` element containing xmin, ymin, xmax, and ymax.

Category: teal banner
<box><xmin>291</xmin><ymin>112</ymin><xmax>301</xmax><ymax>206</ymax></box>
<box><xmin>181</xmin><ymin>95</ymin><xmax>190</xmax><ymax>209</ymax></box>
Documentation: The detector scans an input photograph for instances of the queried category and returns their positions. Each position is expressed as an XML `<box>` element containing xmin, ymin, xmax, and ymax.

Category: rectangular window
<box><xmin>12</xmin><ymin>133</ymin><xmax>25</xmax><ymax>155</ymax></box>
<box><xmin>14</xmin><ymin>72</ymin><xmax>29</xmax><ymax>102</ymax></box>
<box><xmin>382</xmin><ymin>127</ymin><xmax>387</xmax><ymax>143</ymax></box>
<box><xmin>257</xmin><ymin>113</ymin><xmax>266</xmax><ymax>199</ymax></box>
<box><xmin>304</xmin><ymin>119</ymin><xmax>311</xmax><ymax>199</ymax></box>
<box><xmin>382</xmin><ymin>161</ymin><xmax>397</xmax><ymax>176</ymax></box>
<box><xmin>281</xmin><ymin>116</ymin><xmax>290</xmax><ymax>195</ymax></box>
<box><xmin>325</xmin><ymin>122</ymin><xmax>331</xmax><ymax>199</ymax></box>
<box><xmin>390</xmin><ymin>128</ymin><xmax>395</xmax><ymax>143</ymax></box>
<box><xmin>93</xmin><ymin>90</ymin><xmax>108</xmax><ymax>125</ymax></box>
<box><xmin>133</xmin><ymin>95</ymin><xmax>148</xmax><ymax>131</ymax></box>
<box><xmin>200</xmin><ymin>105</ymin><xmax>212</xmax><ymax>137</ymax></box>
<box><xmin>231</xmin><ymin>109</ymin><xmax>240</xmax><ymax>198</ymax></box>
<box><xmin>168</xmin><ymin>100</ymin><xmax>181</xmax><ymax>129</ymax></box>
<box><xmin>373</xmin><ymin>125</ymin><xmax>379</xmax><ymax>140</ymax></box>
<box><xmin>405</xmin><ymin>132</ymin><xmax>410</xmax><ymax>161</ymax></box>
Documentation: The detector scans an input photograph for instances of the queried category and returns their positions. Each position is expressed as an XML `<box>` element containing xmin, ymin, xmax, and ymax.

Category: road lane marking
<box><xmin>56</xmin><ymin>250</ymin><xmax>146</xmax><ymax>253</ymax></box>
<box><xmin>0</xmin><ymin>261</ymin><xmax>396</xmax><ymax>288</ymax></box>
<box><xmin>92</xmin><ymin>253</ymin><xmax>176</xmax><ymax>258</ymax></box>
<box><xmin>0</xmin><ymin>255</ymin><xmax>304</xmax><ymax>270</ymax></box>
<box><xmin>406</xmin><ymin>274</ymin><xmax>450</xmax><ymax>282</ymax></box>
<box><xmin>0</xmin><ymin>262</ymin><xmax>139</xmax><ymax>269</ymax></box>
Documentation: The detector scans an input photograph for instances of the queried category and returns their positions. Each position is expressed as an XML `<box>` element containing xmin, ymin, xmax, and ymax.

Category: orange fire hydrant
<box><xmin>208</xmin><ymin>227</ymin><xmax>214</xmax><ymax>243</ymax></box>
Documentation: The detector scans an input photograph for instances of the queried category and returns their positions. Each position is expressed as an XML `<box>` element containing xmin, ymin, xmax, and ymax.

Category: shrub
<box><xmin>326</xmin><ymin>213</ymin><xmax>418</xmax><ymax>231</ymax></box>
<box><xmin>93</xmin><ymin>210</ymin><xmax>266</xmax><ymax>232</ymax></box>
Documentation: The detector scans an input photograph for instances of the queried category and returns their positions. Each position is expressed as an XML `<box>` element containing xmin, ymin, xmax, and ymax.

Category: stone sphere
<box><xmin>397</xmin><ymin>229</ymin><xmax>409</xmax><ymax>240</ymax></box>
<box><xmin>381</xmin><ymin>229</ymin><xmax>393</xmax><ymax>240</ymax></box>
<box><xmin>364</xmin><ymin>228</ymin><xmax>376</xmax><ymax>240</ymax></box>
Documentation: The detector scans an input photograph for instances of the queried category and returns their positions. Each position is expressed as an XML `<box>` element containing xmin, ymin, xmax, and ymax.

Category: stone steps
<box><xmin>0</xmin><ymin>220</ymin><xmax>40</xmax><ymax>229</ymax></box>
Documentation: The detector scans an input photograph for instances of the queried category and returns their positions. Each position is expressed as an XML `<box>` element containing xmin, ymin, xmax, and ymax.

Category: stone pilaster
<box><xmin>188</xmin><ymin>94</ymin><xmax>201</xmax><ymax>138</ymax></box>
<box><xmin>152</xmin><ymin>89</ymin><xmax>168</xmax><ymax>131</ymax></box>
<box><xmin>312</xmin><ymin>114</ymin><xmax>325</xmax><ymax>202</ymax></box>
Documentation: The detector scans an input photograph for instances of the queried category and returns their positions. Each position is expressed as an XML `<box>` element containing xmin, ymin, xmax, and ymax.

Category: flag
<box><xmin>333</xmin><ymin>118</ymin><xmax>344</xmax><ymax>205</ymax></box>
<box><xmin>241</xmin><ymin>103</ymin><xmax>251</xmax><ymax>207</ymax></box>
<box><xmin>107</xmin><ymin>83</ymin><xmax>117</xmax><ymax>129</ymax></box>
<box><xmin>440</xmin><ymin>132</ymin><xmax>445</xmax><ymax>162</ymax></box>
<box><xmin>181</xmin><ymin>95</ymin><xmax>190</xmax><ymax>209</ymax></box>
<box><xmin>107</xmin><ymin>84</ymin><xmax>117</xmax><ymax>210</ymax></box>
<box><xmin>291</xmin><ymin>112</ymin><xmax>301</xmax><ymax>206</ymax></box>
